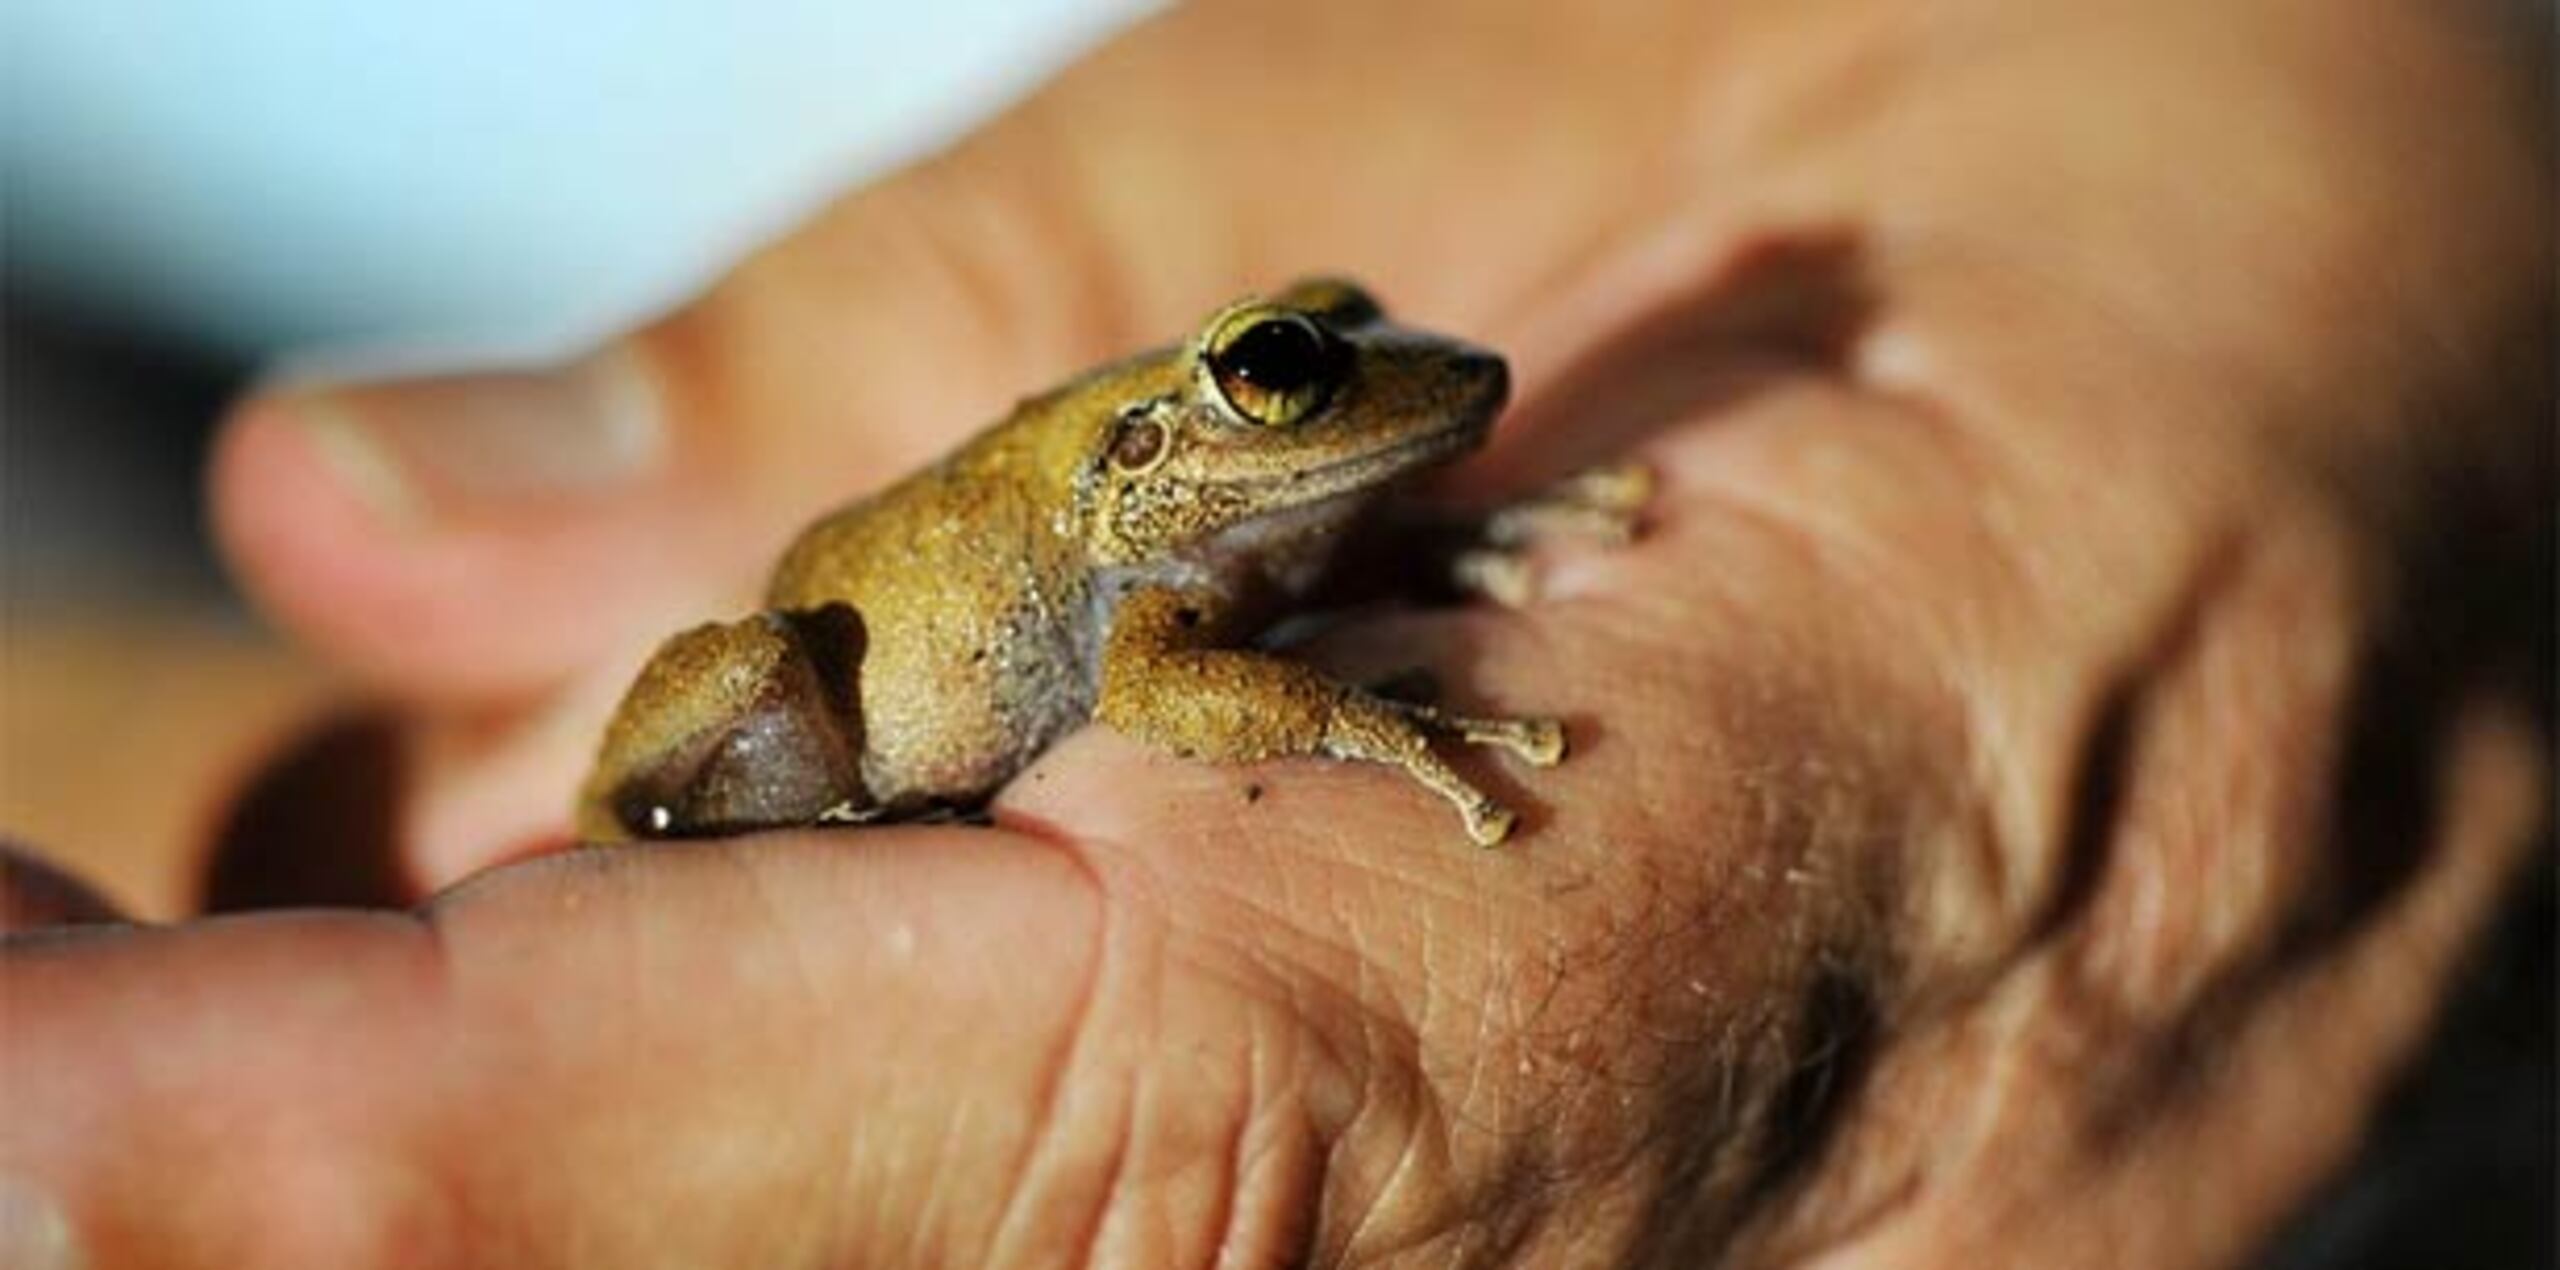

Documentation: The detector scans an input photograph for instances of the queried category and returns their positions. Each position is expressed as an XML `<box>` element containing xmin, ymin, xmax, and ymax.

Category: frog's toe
<box><xmin>1483</xmin><ymin>461</ymin><xmax>1656</xmax><ymax>548</ymax></box>
<box><xmin>1512</xmin><ymin>718</ymin><xmax>1567</xmax><ymax>767</ymax></box>
<box><xmin>1450</xmin><ymin>548</ymin><xmax>1538</xmax><ymax>608</ymax></box>
<box><xmin>1566</xmin><ymin>461</ymin><xmax>1656</xmax><ymax>517</ymax></box>
<box><xmin>1463</xmin><ymin>800</ymin><xmax>1518</xmax><ymax>848</ymax></box>
<box><xmin>1435</xmin><ymin>713</ymin><xmax>1565</xmax><ymax>766</ymax></box>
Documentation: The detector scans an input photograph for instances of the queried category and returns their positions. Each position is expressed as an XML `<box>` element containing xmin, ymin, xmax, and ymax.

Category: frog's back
<box><xmin>762</xmin><ymin>404</ymin><xmax>1108</xmax><ymax>807</ymax></box>
<box><xmin>765</xmin><ymin>355</ymin><xmax>1160</xmax><ymax>609</ymax></box>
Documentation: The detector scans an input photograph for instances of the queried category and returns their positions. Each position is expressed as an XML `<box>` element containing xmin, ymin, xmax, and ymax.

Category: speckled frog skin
<box><xmin>579</xmin><ymin>278</ymin><xmax>1631</xmax><ymax>847</ymax></box>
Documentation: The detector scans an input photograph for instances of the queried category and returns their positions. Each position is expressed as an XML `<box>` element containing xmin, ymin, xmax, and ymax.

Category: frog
<box><xmin>576</xmin><ymin>278</ymin><xmax>1648</xmax><ymax>848</ymax></box>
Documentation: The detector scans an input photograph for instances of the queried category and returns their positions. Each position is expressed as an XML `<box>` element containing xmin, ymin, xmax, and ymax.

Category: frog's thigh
<box><xmin>1096</xmin><ymin>588</ymin><xmax>1525</xmax><ymax>846</ymax></box>
<box><xmin>578</xmin><ymin>606</ymin><xmax>869</xmax><ymax>842</ymax></box>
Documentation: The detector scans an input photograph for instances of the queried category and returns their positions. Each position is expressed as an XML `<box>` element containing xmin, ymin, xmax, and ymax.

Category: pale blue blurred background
<box><xmin>1</xmin><ymin>0</ymin><xmax>1149</xmax><ymax>604</ymax></box>
<box><xmin>6</xmin><ymin>0</ymin><xmax>1154</xmax><ymax>363</ymax></box>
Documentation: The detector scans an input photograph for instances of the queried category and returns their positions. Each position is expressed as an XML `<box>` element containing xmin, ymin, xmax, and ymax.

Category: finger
<box><xmin>199</xmin><ymin>708</ymin><xmax>417</xmax><ymax>912</ymax></box>
<box><xmin>212</xmin><ymin>347</ymin><xmax>729</xmax><ymax>704</ymax></box>
<box><xmin>0</xmin><ymin>832</ymin><xmax>1146</xmax><ymax>1267</ymax></box>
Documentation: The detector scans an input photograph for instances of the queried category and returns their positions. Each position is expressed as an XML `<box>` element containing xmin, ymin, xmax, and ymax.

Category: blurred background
<box><xmin>2</xmin><ymin>0</ymin><xmax>1152</xmax><ymax>912</ymax></box>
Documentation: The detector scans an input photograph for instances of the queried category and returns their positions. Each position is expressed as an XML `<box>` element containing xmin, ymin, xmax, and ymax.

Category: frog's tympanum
<box><xmin>578</xmin><ymin>279</ymin><xmax>1645</xmax><ymax>848</ymax></box>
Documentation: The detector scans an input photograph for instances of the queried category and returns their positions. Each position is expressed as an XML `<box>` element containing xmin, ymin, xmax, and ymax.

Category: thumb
<box><xmin>214</xmin><ymin>342</ymin><xmax>719</xmax><ymax>702</ymax></box>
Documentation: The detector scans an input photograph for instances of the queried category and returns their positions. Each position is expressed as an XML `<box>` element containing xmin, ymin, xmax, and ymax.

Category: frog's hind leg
<box><xmin>577</xmin><ymin>604</ymin><xmax>872</xmax><ymax>842</ymax></box>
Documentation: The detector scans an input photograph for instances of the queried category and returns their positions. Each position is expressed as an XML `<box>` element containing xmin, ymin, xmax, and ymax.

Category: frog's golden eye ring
<box><xmin>1205</xmin><ymin>310</ymin><xmax>1345</xmax><ymax>427</ymax></box>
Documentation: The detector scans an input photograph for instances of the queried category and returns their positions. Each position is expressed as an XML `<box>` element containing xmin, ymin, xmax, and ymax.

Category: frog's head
<box><xmin>1081</xmin><ymin>278</ymin><xmax>1508</xmax><ymax>565</ymax></box>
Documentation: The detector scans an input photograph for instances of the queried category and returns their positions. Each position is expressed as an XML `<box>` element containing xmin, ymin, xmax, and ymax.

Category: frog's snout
<box><xmin>1447</xmin><ymin>348</ymin><xmax>1511</xmax><ymax>425</ymax></box>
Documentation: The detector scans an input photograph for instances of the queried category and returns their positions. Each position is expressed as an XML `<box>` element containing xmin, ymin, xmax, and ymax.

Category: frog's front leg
<box><xmin>1097</xmin><ymin>587</ymin><xmax>1561</xmax><ymax>847</ymax></box>
<box><xmin>1448</xmin><ymin>462</ymin><xmax>1656</xmax><ymax>608</ymax></box>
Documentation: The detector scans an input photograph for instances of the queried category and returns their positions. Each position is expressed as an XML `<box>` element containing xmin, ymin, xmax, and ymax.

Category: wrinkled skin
<box><xmin>3</xmin><ymin>0</ymin><xmax>2548</xmax><ymax>1265</ymax></box>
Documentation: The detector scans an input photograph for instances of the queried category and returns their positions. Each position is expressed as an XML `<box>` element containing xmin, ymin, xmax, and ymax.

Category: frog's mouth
<box><xmin>1246</xmin><ymin>421</ymin><xmax>1487</xmax><ymax>507</ymax></box>
<box><xmin>1198</xmin><ymin>426</ymin><xmax>1485</xmax><ymax>563</ymax></box>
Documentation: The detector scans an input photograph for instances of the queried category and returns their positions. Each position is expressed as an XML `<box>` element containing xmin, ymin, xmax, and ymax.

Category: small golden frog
<box><xmin>578</xmin><ymin>279</ymin><xmax>1643</xmax><ymax>847</ymax></box>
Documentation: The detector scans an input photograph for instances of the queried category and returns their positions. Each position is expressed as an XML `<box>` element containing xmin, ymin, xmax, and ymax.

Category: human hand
<box><xmin>8</xmin><ymin>0</ymin><xmax>2547</xmax><ymax>1264</ymax></box>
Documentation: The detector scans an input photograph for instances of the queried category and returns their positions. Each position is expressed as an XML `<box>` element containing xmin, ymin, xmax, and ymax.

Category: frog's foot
<box><xmin>1321</xmin><ymin>699</ymin><xmax>1511</xmax><ymax>846</ymax></box>
<box><xmin>1449</xmin><ymin>462</ymin><xmax>1656</xmax><ymax>608</ymax></box>
<box><xmin>1393</xmin><ymin>699</ymin><xmax>1567</xmax><ymax>767</ymax></box>
<box><xmin>1484</xmin><ymin>462</ymin><xmax>1656</xmax><ymax>548</ymax></box>
<box><xmin>816</xmin><ymin>800</ymin><xmax>883</xmax><ymax>825</ymax></box>
<box><xmin>1321</xmin><ymin>694</ymin><xmax>1565</xmax><ymax>847</ymax></box>
<box><xmin>1449</xmin><ymin>549</ymin><xmax>1538</xmax><ymax>609</ymax></box>
<box><xmin>1101</xmin><ymin>585</ymin><xmax>1563</xmax><ymax>848</ymax></box>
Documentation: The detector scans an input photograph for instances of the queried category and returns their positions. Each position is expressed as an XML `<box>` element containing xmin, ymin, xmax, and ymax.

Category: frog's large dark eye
<box><xmin>1206</xmin><ymin>311</ymin><xmax>1343</xmax><ymax>427</ymax></box>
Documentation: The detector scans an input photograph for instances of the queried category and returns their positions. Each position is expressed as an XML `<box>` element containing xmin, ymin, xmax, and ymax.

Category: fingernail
<box><xmin>287</xmin><ymin>347</ymin><xmax>665</xmax><ymax>528</ymax></box>
<box><xmin>0</xmin><ymin>1177</ymin><xmax>81</xmax><ymax>1270</ymax></box>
